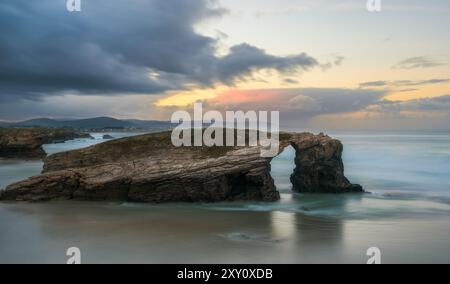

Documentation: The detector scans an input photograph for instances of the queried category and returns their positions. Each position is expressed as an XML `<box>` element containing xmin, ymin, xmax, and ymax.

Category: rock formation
<box><xmin>0</xmin><ymin>131</ymin><xmax>363</xmax><ymax>202</ymax></box>
<box><xmin>0</xmin><ymin>128</ymin><xmax>92</xmax><ymax>159</ymax></box>
<box><xmin>289</xmin><ymin>133</ymin><xmax>363</xmax><ymax>193</ymax></box>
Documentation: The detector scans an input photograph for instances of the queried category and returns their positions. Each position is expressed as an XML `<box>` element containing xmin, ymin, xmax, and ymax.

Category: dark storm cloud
<box><xmin>213</xmin><ymin>44</ymin><xmax>318</xmax><ymax>85</ymax></box>
<box><xmin>0</xmin><ymin>0</ymin><xmax>319</xmax><ymax>102</ymax></box>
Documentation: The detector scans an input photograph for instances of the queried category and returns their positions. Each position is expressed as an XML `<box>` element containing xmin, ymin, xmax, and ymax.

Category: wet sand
<box><xmin>0</xmin><ymin>201</ymin><xmax>449</xmax><ymax>264</ymax></box>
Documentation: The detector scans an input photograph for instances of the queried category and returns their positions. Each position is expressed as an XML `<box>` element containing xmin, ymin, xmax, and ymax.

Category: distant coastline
<box><xmin>0</xmin><ymin>117</ymin><xmax>174</xmax><ymax>132</ymax></box>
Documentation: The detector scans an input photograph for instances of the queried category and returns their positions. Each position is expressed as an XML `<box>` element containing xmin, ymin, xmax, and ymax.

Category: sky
<box><xmin>0</xmin><ymin>0</ymin><xmax>449</xmax><ymax>130</ymax></box>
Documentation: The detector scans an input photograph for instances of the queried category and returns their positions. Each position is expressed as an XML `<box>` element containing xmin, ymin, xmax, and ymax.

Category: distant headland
<box><xmin>0</xmin><ymin>117</ymin><xmax>173</xmax><ymax>132</ymax></box>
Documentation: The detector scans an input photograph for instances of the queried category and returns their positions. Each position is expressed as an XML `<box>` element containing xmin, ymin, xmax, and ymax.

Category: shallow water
<box><xmin>1</xmin><ymin>132</ymin><xmax>450</xmax><ymax>263</ymax></box>
<box><xmin>1</xmin><ymin>201</ymin><xmax>449</xmax><ymax>264</ymax></box>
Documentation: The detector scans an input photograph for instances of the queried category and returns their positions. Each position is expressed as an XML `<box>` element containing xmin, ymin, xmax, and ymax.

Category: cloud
<box><xmin>397</xmin><ymin>88</ymin><xmax>419</xmax><ymax>93</ymax></box>
<box><xmin>2</xmin><ymin>87</ymin><xmax>386</xmax><ymax>122</ymax></box>
<box><xmin>0</xmin><ymin>95</ymin><xmax>158</xmax><ymax>121</ymax></box>
<box><xmin>287</xmin><ymin>95</ymin><xmax>322</xmax><ymax>112</ymax></box>
<box><xmin>392</xmin><ymin>57</ymin><xmax>445</xmax><ymax>69</ymax></box>
<box><xmin>359</xmin><ymin>81</ymin><xmax>389</xmax><ymax>88</ymax></box>
<box><xmin>333</xmin><ymin>56</ymin><xmax>345</xmax><ymax>66</ymax></box>
<box><xmin>309</xmin><ymin>94</ymin><xmax>450</xmax><ymax>131</ymax></box>
<box><xmin>202</xmin><ymin>88</ymin><xmax>386</xmax><ymax>119</ymax></box>
<box><xmin>0</xmin><ymin>0</ymin><xmax>319</xmax><ymax>103</ymax></box>
<box><xmin>213</xmin><ymin>44</ymin><xmax>318</xmax><ymax>85</ymax></box>
<box><xmin>283</xmin><ymin>78</ymin><xmax>300</xmax><ymax>85</ymax></box>
<box><xmin>359</xmin><ymin>79</ymin><xmax>450</xmax><ymax>88</ymax></box>
<box><xmin>318</xmin><ymin>55</ymin><xmax>345</xmax><ymax>71</ymax></box>
<box><xmin>371</xmin><ymin>95</ymin><xmax>450</xmax><ymax>113</ymax></box>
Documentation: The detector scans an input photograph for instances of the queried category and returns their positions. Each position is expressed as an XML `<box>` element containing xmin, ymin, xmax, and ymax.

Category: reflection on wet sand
<box><xmin>0</xmin><ymin>201</ymin><xmax>345</xmax><ymax>264</ymax></box>
<box><xmin>1</xmin><ymin>201</ymin><xmax>450</xmax><ymax>264</ymax></box>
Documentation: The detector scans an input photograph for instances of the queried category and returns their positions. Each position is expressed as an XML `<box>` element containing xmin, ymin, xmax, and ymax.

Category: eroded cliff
<box><xmin>0</xmin><ymin>128</ymin><xmax>92</xmax><ymax>159</ymax></box>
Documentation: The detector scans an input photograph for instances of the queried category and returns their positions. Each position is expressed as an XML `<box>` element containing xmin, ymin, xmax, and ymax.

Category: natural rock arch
<box><xmin>0</xmin><ymin>132</ymin><xmax>363</xmax><ymax>202</ymax></box>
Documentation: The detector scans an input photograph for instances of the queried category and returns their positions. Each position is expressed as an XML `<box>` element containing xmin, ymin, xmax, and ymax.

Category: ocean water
<box><xmin>1</xmin><ymin>132</ymin><xmax>450</xmax><ymax>264</ymax></box>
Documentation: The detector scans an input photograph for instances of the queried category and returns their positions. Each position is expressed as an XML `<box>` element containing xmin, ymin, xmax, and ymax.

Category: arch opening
<box><xmin>270</xmin><ymin>145</ymin><xmax>296</xmax><ymax>194</ymax></box>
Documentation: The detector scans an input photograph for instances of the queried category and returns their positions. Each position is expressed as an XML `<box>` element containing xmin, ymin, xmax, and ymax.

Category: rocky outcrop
<box><xmin>289</xmin><ymin>133</ymin><xmax>363</xmax><ymax>193</ymax></box>
<box><xmin>0</xmin><ymin>131</ymin><xmax>363</xmax><ymax>202</ymax></box>
<box><xmin>0</xmin><ymin>128</ymin><xmax>92</xmax><ymax>159</ymax></box>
